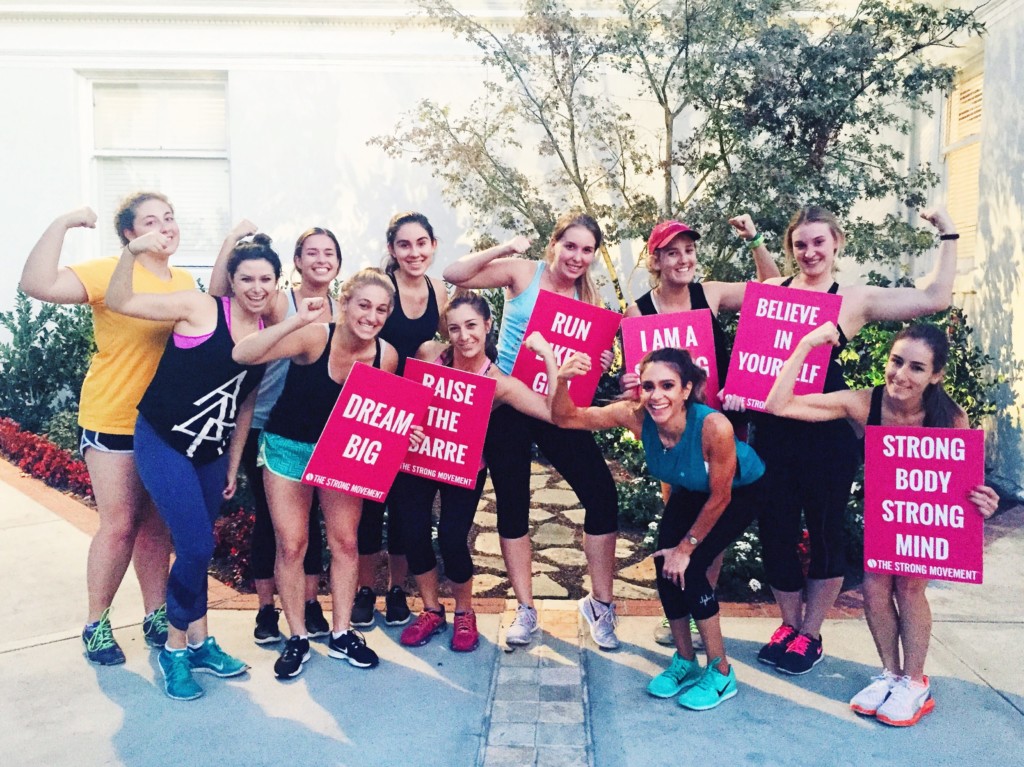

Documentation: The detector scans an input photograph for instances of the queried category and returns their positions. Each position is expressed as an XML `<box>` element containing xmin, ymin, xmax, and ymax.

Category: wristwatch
<box><xmin>686</xmin><ymin>534</ymin><xmax>699</xmax><ymax>547</ymax></box>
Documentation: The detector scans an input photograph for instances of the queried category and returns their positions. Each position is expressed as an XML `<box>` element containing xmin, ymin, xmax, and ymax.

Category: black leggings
<box><xmin>655</xmin><ymin>481</ymin><xmax>761</xmax><ymax>621</ymax></box>
<box><xmin>754</xmin><ymin>416</ymin><xmax>861</xmax><ymax>592</ymax></box>
<box><xmin>357</xmin><ymin>495</ymin><xmax>405</xmax><ymax>557</ymax></box>
<box><xmin>483</xmin><ymin>405</ymin><xmax>618</xmax><ymax>539</ymax></box>
<box><xmin>390</xmin><ymin>468</ymin><xmax>487</xmax><ymax>584</ymax></box>
<box><xmin>242</xmin><ymin>429</ymin><xmax>323</xmax><ymax>581</ymax></box>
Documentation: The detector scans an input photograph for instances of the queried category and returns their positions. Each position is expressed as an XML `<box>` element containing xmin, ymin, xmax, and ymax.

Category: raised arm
<box><xmin>492</xmin><ymin>369</ymin><xmax>551</xmax><ymax>422</ymax></box>
<box><xmin>232</xmin><ymin>296</ymin><xmax>328</xmax><ymax>365</ymax></box>
<box><xmin>705</xmin><ymin>214</ymin><xmax>782</xmax><ymax>313</ymax></box>
<box><xmin>442</xmin><ymin>236</ymin><xmax>533</xmax><ymax>290</ymax></box>
<box><xmin>209</xmin><ymin>219</ymin><xmax>258</xmax><ymax>297</ymax></box>
<box><xmin>106</xmin><ymin>231</ymin><xmax>205</xmax><ymax>323</ymax></box>
<box><xmin>19</xmin><ymin>208</ymin><xmax>97</xmax><ymax>304</ymax></box>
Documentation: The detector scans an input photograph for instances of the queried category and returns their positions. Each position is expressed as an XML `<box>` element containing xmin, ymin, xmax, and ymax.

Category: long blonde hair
<box><xmin>544</xmin><ymin>211</ymin><xmax>602</xmax><ymax>307</ymax></box>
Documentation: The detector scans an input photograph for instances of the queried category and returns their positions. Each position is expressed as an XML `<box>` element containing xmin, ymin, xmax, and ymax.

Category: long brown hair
<box><xmin>544</xmin><ymin>211</ymin><xmax>602</xmax><ymax>307</ymax></box>
<box><xmin>890</xmin><ymin>323</ymin><xmax>962</xmax><ymax>428</ymax></box>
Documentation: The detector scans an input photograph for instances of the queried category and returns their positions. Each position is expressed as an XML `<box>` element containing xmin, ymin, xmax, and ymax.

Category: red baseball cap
<box><xmin>647</xmin><ymin>220</ymin><xmax>701</xmax><ymax>254</ymax></box>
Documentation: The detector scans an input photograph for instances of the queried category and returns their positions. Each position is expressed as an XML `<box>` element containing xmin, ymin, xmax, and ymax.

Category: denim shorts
<box><xmin>258</xmin><ymin>431</ymin><xmax>314</xmax><ymax>483</ymax></box>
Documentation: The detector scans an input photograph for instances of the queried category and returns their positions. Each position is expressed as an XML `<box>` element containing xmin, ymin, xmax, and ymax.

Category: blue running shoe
<box><xmin>83</xmin><ymin>608</ymin><xmax>126</xmax><ymax>666</ymax></box>
<box><xmin>142</xmin><ymin>604</ymin><xmax>168</xmax><ymax>648</ymax></box>
<box><xmin>159</xmin><ymin>648</ymin><xmax>204</xmax><ymax>701</ymax></box>
<box><xmin>188</xmin><ymin>636</ymin><xmax>249</xmax><ymax>677</ymax></box>
<box><xmin>677</xmin><ymin>660</ymin><xmax>738</xmax><ymax>711</ymax></box>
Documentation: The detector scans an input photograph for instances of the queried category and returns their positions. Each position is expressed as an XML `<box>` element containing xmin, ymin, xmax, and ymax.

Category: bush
<box><xmin>44</xmin><ymin>409</ymin><xmax>81</xmax><ymax>453</ymax></box>
<box><xmin>0</xmin><ymin>417</ymin><xmax>92</xmax><ymax>498</ymax></box>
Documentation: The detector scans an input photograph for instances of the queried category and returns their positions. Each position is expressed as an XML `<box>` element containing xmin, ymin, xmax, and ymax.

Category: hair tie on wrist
<box><xmin>939</xmin><ymin>233</ymin><xmax>960</xmax><ymax>241</ymax></box>
<box><xmin>746</xmin><ymin>232</ymin><xmax>765</xmax><ymax>249</ymax></box>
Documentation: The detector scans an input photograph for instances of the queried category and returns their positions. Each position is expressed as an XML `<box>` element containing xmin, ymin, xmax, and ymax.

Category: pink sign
<box><xmin>722</xmin><ymin>282</ymin><xmax>841</xmax><ymax>412</ymax></box>
<box><xmin>400</xmin><ymin>358</ymin><xmax>497</xmax><ymax>488</ymax></box>
<box><xmin>864</xmin><ymin>425</ymin><xmax>985</xmax><ymax>584</ymax></box>
<box><xmin>510</xmin><ymin>290</ymin><xmax>622</xmax><ymax>407</ymax></box>
<box><xmin>621</xmin><ymin>309</ymin><xmax>720</xmax><ymax>409</ymax></box>
<box><xmin>303</xmin><ymin>363</ymin><xmax>433</xmax><ymax>501</ymax></box>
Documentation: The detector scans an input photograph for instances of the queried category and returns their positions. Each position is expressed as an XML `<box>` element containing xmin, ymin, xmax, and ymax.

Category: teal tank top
<box><xmin>641</xmin><ymin>403</ymin><xmax>765</xmax><ymax>492</ymax></box>
<box><xmin>495</xmin><ymin>262</ymin><xmax>546</xmax><ymax>374</ymax></box>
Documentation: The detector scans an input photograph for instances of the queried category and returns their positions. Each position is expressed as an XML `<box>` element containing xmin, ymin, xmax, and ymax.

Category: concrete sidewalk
<box><xmin>1</xmin><ymin>467</ymin><xmax>1021</xmax><ymax>767</ymax></box>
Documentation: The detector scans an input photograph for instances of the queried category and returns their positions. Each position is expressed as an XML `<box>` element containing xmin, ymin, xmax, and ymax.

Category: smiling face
<box><xmin>446</xmin><ymin>302</ymin><xmax>492</xmax><ymax>363</ymax></box>
<box><xmin>885</xmin><ymin>337</ymin><xmax>944</xmax><ymax>406</ymax></box>
<box><xmin>295</xmin><ymin>233</ymin><xmax>340</xmax><ymax>288</ymax></box>
<box><xmin>790</xmin><ymin>221</ymin><xmax>840</xmax><ymax>279</ymax></box>
<box><xmin>654</xmin><ymin>234</ymin><xmax>698</xmax><ymax>288</ymax></box>
<box><xmin>549</xmin><ymin>225</ymin><xmax>597</xmax><ymax>283</ymax></box>
<box><xmin>388</xmin><ymin>222</ymin><xmax>437</xmax><ymax>278</ymax></box>
<box><xmin>343</xmin><ymin>284</ymin><xmax>392</xmax><ymax>341</ymax></box>
<box><xmin>230</xmin><ymin>258</ymin><xmax>278</xmax><ymax>315</ymax></box>
<box><xmin>639</xmin><ymin>361</ymin><xmax>693</xmax><ymax>426</ymax></box>
<box><xmin>126</xmin><ymin>198</ymin><xmax>179</xmax><ymax>255</ymax></box>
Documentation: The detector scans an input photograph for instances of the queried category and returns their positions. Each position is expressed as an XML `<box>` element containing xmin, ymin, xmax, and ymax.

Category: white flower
<box><xmin>850</xmin><ymin>481</ymin><xmax>862</xmax><ymax>493</ymax></box>
<box><xmin>648</xmin><ymin>521</ymin><xmax>659</xmax><ymax>531</ymax></box>
<box><xmin>748</xmin><ymin>578</ymin><xmax>762</xmax><ymax>592</ymax></box>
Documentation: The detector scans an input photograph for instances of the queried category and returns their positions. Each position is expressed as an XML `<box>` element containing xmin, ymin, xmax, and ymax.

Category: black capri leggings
<box><xmin>483</xmin><ymin>405</ymin><xmax>618</xmax><ymax>539</ymax></box>
<box><xmin>754</xmin><ymin>416</ymin><xmax>861</xmax><ymax>592</ymax></box>
<box><xmin>389</xmin><ymin>467</ymin><xmax>487</xmax><ymax>584</ymax></box>
<box><xmin>241</xmin><ymin>429</ymin><xmax>323</xmax><ymax>581</ymax></box>
<box><xmin>655</xmin><ymin>480</ymin><xmax>762</xmax><ymax>621</ymax></box>
<box><xmin>357</xmin><ymin>495</ymin><xmax>405</xmax><ymax>557</ymax></box>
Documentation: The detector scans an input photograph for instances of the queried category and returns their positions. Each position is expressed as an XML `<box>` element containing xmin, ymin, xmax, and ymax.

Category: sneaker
<box><xmin>385</xmin><ymin>586</ymin><xmax>412</xmax><ymax>626</ymax></box>
<box><xmin>328</xmin><ymin>630</ymin><xmax>379</xmax><ymax>668</ymax></box>
<box><xmin>400</xmin><ymin>608</ymin><xmax>446</xmax><ymax>647</ymax></box>
<box><xmin>158</xmin><ymin>648</ymin><xmax>204</xmax><ymax>701</ymax></box>
<box><xmin>505</xmin><ymin>604</ymin><xmax>539</xmax><ymax>646</ymax></box>
<box><xmin>756</xmin><ymin>623</ymin><xmax>798</xmax><ymax>667</ymax></box>
<box><xmin>677</xmin><ymin>660</ymin><xmax>738</xmax><ymax>711</ymax></box>
<box><xmin>188</xmin><ymin>636</ymin><xmax>249</xmax><ymax>677</ymax></box>
<box><xmin>653</xmin><ymin>617</ymin><xmax>704</xmax><ymax>650</ymax></box>
<box><xmin>274</xmin><ymin>636</ymin><xmax>311</xmax><ymax>679</ymax></box>
<box><xmin>647</xmin><ymin>652</ymin><xmax>703</xmax><ymax>698</ymax></box>
<box><xmin>305</xmin><ymin>600</ymin><xmax>330</xmax><ymax>638</ymax></box>
<box><xmin>578</xmin><ymin>595</ymin><xmax>620</xmax><ymax>651</ymax></box>
<box><xmin>254</xmin><ymin>605</ymin><xmax>283</xmax><ymax>645</ymax></box>
<box><xmin>351</xmin><ymin>587</ymin><xmax>376</xmax><ymax>628</ymax></box>
<box><xmin>876</xmin><ymin>676</ymin><xmax>935</xmax><ymax>727</ymax></box>
<box><xmin>142</xmin><ymin>604</ymin><xmax>168</xmax><ymax>648</ymax></box>
<box><xmin>690</xmin><ymin>617</ymin><xmax>704</xmax><ymax>651</ymax></box>
<box><xmin>451</xmin><ymin>611</ymin><xmax>480</xmax><ymax>653</ymax></box>
<box><xmin>82</xmin><ymin>608</ymin><xmax>126</xmax><ymax>666</ymax></box>
<box><xmin>850</xmin><ymin>669</ymin><xmax>899</xmax><ymax>716</ymax></box>
<box><xmin>777</xmin><ymin>632</ymin><xmax>824</xmax><ymax>675</ymax></box>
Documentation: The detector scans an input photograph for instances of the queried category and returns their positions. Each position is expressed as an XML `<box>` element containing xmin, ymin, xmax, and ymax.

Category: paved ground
<box><xmin>1</xmin><ymin>463</ymin><xmax>1022</xmax><ymax>767</ymax></box>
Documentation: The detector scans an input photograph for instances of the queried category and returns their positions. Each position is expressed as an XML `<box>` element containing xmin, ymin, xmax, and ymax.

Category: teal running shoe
<box><xmin>187</xmin><ymin>636</ymin><xmax>249</xmax><ymax>677</ymax></box>
<box><xmin>159</xmin><ymin>648</ymin><xmax>204</xmax><ymax>701</ymax></box>
<box><xmin>83</xmin><ymin>608</ymin><xmax>126</xmax><ymax>666</ymax></box>
<box><xmin>677</xmin><ymin>660</ymin><xmax>738</xmax><ymax>711</ymax></box>
<box><xmin>142</xmin><ymin>604</ymin><xmax>168</xmax><ymax>648</ymax></box>
<box><xmin>647</xmin><ymin>652</ymin><xmax>703</xmax><ymax>698</ymax></box>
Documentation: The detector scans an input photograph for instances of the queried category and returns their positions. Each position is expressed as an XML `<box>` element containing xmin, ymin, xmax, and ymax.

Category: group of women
<box><xmin>20</xmin><ymin>193</ymin><xmax>998</xmax><ymax>724</ymax></box>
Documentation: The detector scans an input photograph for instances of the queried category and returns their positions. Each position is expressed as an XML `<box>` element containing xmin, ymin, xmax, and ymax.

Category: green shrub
<box><xmin>43</xmin><ymin>408</ymin><xmax>81</xmax><ymax>453</ymax></box>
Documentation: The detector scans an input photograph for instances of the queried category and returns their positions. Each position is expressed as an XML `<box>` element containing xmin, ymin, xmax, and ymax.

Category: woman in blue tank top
<box><xmin>765</xmin><ymin>321</ymin><xmax>998</xmax><ymax>727</ymax></box>
<box><xmin>527</xmin><ymin>334</ymin><xmax>765</xmax><ymax>711</ymax></box>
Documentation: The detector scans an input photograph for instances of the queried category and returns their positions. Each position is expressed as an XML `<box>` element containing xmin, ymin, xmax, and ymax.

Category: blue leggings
<box><xmin>135</xmin><ymin>415</ymin><xmax>226</xmax><ymax>631</ymax></box>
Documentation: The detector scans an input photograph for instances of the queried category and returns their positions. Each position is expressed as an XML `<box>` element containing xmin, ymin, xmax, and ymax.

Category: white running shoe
<box><xmin>876</xmin><ymin>675</ymin><xmax>935</xmax><ymax>727</ymax></box>
<box><xmin>850</xmin><ymin>668</ymin><xmax>898</xmax><ymax>716</ymax></box>
<box><xmin>579</xmin><ymin>594</ymin><xmax>620</xmax><ymax>651</ymax></box>
<box><xmin>505</xmin><ymin>604</ymin><xmax>539</xmax><ymax>646</ymax></box>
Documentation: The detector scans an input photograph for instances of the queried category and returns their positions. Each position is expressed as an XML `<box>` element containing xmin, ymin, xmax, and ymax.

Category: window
<box><xmin>87</xmin><ymin>75</ymin><xmax>230</xmax><ymax>268</ymax></box>
<box><xmin>943</xmin><ymin>69</ymin><xmax>983</xmax><ymax>308</ymax></box>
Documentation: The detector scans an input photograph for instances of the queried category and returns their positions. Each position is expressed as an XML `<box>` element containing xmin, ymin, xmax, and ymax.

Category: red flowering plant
<box><xmin>0</xmin><ymin>417</ymin><xmax>93</xmax><ymax>498</ymax></box>
<box><xmin>211</xmin><ymin>506</ymin><xmax>256</xmax><ymax>591</ymax></box>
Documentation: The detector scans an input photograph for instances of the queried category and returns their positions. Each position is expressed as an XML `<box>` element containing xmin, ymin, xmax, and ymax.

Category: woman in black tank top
<box><xmin>765</xmin><ymin>321</ymin><xmax>997</xmax><ymax>726</ymax></box>
<box><xmin>233</xmin><ymin>269</ymin><xmax>400</xmax><ymax>680</ymax></box>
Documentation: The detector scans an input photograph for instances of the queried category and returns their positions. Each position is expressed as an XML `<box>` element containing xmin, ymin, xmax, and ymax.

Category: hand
<box><xmin>524</xmin><ymin>330</ymin><xmax>552</xmax><ymax>356</ymax></box>
<box><xmin>599</xmin><ymin>348</ymin><xmax>614</xmax><ymax>373</ymax></box>
<box><xmin>63</xmin><ymin>207</ymin><xmax>97</xmax><ymax>230</ymax></box>
<box><xmin>127</xmin><ymin>230</ymin><xmax>173</xmax><ymax>256</ymax></box>
<box><xmin>223</xmin><ymin>471</ymin><xmax>238</xmax><ymax>500</ymax></box>
<box><xmin>621</xmin><ymin>371</ymin><xmax>640</xmax><ymax>400</ymax></box>
<box><xmin>727</xmin><ymin>214</ymin><xmax>757</xmax><ymax>240</ymax></box>
<box><xmin>653</xmin><ymin>546</ymin><xmax>691</xmax><ymax>590</ymax></box>
<box><xmin>558</xmin><ymin>352</ymin><xmax>592</xmax><ymax>382</ymax></box>
<box><xmin>228</xmin><ymin>218</ymin><xmax>258</xmax><ymax>242</ymax></box>
<box><xmin>722</xmin><ymin>392</ymin><xmax>746</xmax><ymax>412</ymax></box>
<box><xmin>408</xmin><ymin>424</ymin><xmax>425</xmax><ymax>451</ymax></box>
<box><xmin>920</xmin><ymin>208</ymin><xmax>956</xmax><ymax>236</ymax></box>
<box><xmin>297</xmin><ymin>296</ymin><xmax>327</xmax><ymax>323</ymax></box>
<box><xmin>506</xmin><ymin>235</ymin><xmax>531</xmax><ymax>255</ymax></box>
<box><xmin>968</xmin><ymin>485</ymin><xmax>999</xmax><ymax>519</ymax></box>
<box><xmin>802</xmin><ymin>321</ymin><xmax>840</xmax><ymax>349</ymax></box>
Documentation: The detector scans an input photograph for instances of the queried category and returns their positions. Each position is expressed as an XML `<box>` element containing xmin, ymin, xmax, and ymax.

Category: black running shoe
<box><xmin>274</xmin><ymin>636</ymin><xmax>310</xmax><ymax>679</ymax></box>
<box><xmin>757</xmin><ymin>623</ymin><xmax>797</xmax><ymax>666</ymax></box>
<box><xmin>351</xmin><ymin>587</ymin><xmax>376</xmax><ymax>628</ymax></box>
<box><xmin>327</xmin><ymin>630</ymin><xmax>379</xmax><ymax>668</ymax></box>
<box><xmin>254</xmin><ymin>605</ymin><xmax>283</xmax><ymax>645</ymax></box>
<box><xmin>385</xmin><ymin>586</ymin><xmax>411</xmax><ymax>626</ymax></box>
<box><xmin>777</xmin><ymin>632</ymin><xmax>824</xmax><ymax>675</ymax></box>
<box><xmin>305</xmin><ymin>600</ymin><xmax>330</xmax><ymax>638</ymax></box>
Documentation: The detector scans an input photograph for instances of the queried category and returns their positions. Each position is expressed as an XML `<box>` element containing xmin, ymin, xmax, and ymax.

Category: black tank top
<box><xmin>380</xmin><ymin>273</ymin><xmax>439</xmax><ymax>376</ymax></box>
<box><xmin>137</xmin><ymin>297</ymin><xmax>265</xmax><ymax>465</ymax></box>
<box><xmin>779</xmin><ymin>277</ymin><xmax>849</xmax><ymax>393</ymax></box>
<box><xmin>867</xmin><ymin>385</ymin><xmax>884</xmax><ymax>426</ymax></box>
<box><xmin>264</xmin><ymin>326</ymin><xmax>383</xmax><ymax>444</ymax></box>
<box><xmin>634</xmin><ymin>283</ymin><xmax>730</xmax><ymax>384</ymax></box>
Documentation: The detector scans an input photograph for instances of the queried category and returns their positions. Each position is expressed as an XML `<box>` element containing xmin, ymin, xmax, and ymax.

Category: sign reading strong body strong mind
<box><xmin>864</xmin><ymin>425</ymin><xmax>985</xmax><ymax>584</ymax></box>
<box><xmin>303</xmin><ymin>363</ymin><xmax>433</xmax><ymax>502</ymax></box>
<box><xmin>510</xmin><ymin>290</ymin><xmax>622</xmax><ymax>407</ymax></box>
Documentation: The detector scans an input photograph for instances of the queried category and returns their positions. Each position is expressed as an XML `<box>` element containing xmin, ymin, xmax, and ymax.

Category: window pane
<box><xmin>94</xmin><ymin>82</ymin><xmax>226</xmax><ymax>152</ymax></box>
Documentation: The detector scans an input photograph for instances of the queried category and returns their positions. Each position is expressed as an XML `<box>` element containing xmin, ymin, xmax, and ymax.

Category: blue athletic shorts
<box><xmin>258</xmin><ymin>431</ymin><xmax>314</xmax><ymax>483</ymax></box>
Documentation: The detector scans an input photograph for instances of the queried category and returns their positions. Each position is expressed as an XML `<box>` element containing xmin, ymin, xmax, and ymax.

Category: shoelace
<box><xmin>596</xmin><ymin>605</ymin><xmax>618</xmax><ymax>629</ymax></box>
<box><xmin>454</xmin><ymin>613</ymin><xmax>476</xmax><ymax>634</ymax></box>
<box><xmin>86</xmin><ymin>617</ymin><xmax>116</xmax><ymax>651</ymax></box>
<box><xmin>512</xmin><ymin>606</ymin><xmax>535</xmax><ymax>628</ymax></box>
<box><xmin>768</xmin><ymin>625</ymin><xmax>794</xmax><ymax>644</ymax></box>
<box><xmin>165</xmin><ymin>650</ymin><xmax>192</xmax><ymax>682</ymax></box>
<box><xmin>786</xmin><ymin>634</ymin><xmax>812</xmax><ymax>654</ymax></box>
<box><xmin>282</xmin><ymin>638</ymin><xmax>306</xmax><ymax>661</ymax></box>
<box><xmin>147</xmin><ymin>605</ymin><xmax>168</xmax><ymax>635</ymax></box>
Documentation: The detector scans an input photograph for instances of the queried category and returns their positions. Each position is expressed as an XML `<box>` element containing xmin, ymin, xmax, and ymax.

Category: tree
<box><xmin>373</xmin><ymin>0</ymin><xmax>983</xmax><ymax>303</ymax></box>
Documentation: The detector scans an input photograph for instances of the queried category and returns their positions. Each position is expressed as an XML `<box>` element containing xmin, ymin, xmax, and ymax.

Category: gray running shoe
<box><xmin>505</xmin><ymin>604</ymin><xmax>539</xmax><ymax>646</ymax></box>
<box><xmin>579</xmin><ymin>594</ymin><xmax>619</xmax><ymax>651</ymax></box>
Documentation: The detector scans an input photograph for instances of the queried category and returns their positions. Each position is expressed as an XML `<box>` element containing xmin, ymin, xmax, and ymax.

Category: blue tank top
<box><xmin>495</xmin><ymin>262</ymin><xmax>545</xmax><ymax>374</ymax></box>
<box><xmin>641</xmin><ymin>403</ymin><xmax>765</xmax><ymax>492</ymax></box>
